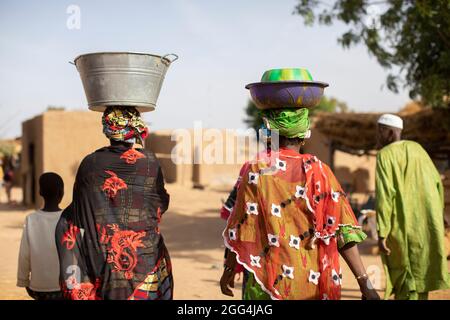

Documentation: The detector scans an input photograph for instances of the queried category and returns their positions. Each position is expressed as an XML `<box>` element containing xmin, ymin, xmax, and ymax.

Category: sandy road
<box><xmin>0</xmin><ymin>186</ymin><xmax>448</xmax><ymax>300</ymax></box>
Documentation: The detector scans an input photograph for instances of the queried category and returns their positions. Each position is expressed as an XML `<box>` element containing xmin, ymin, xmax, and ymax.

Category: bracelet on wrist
<box><xmin>356</xmin><ymin>273</ymin><xmax>368</xmax><ymax>281</ymax></box>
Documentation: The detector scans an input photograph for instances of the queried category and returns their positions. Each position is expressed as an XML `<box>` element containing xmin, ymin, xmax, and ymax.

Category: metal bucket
<box><xmin>73</xmin><ymin>52</ymin><xmax>178</xmax><ymax>112</ymax></box>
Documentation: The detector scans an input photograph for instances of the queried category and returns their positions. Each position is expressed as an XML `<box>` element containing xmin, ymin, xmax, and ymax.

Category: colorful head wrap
<box><xmin>261</xmin><ymin>108</ymin><xmax>311</xmax><ymax>139</ymax></box>
<box><xmin>102</xmin><ymin>106</ymin><xmax>149</xmax><ymax>145</ymax></box>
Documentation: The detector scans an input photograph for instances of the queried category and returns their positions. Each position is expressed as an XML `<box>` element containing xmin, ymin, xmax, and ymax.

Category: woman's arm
<box><xmin>220</xmin><ymin>250</ymin><xmax>237</xmax><ymax>296</ymax></box>
<box><xmin>154</xmin><ymin>166</ymin><xmax>170</xmax><ymax>214</ymax></box>
<box><xmin>339</xmin><ymin>242</ymin><xmax>380</xmax><ymax>300</ymax></box>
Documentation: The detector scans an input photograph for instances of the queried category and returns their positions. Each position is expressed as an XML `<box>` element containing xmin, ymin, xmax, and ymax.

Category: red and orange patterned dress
<box><xmin>223</xmin><ymin>147</ymin><xmax>366</xmax><ymax>300</ymax></box>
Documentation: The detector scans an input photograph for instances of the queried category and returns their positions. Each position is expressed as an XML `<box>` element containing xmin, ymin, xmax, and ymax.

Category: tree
<box><xmin>294</xmin><ymin>0</ymin><xmax>450</xmax><ymax>108</ymax></box>
<box><xmin>243</xmin><ymin>100</ymin><xmax>264</xmax><ymax>131</ymax></box>
<box><xmin>310</xmin><ymin>96</ymin><xmax>349</xmax><ymax>115</ymax></box>
<box><xmin>0</xmin><ymin>142</ymin><xmax>15</xmax><ymax>157</ymax></box>
<box><xmin>47</xmin><ymin>105</ymin><xmax>66</xmax><ymax>111</ymax></box>
<box><xmin>243</xmin><ymin>96</ymin><xmax>348</xmax><ymax>130</ymax></box>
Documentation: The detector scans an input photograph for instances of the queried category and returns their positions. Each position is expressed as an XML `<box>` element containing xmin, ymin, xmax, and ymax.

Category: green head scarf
<box><xmin>261</xmin><ymin>108</ymin><xmax>310</xmax><ymax>139</ymax></box>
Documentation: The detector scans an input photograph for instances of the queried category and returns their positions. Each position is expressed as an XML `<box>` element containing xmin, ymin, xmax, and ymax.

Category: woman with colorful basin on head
<box><xmin>55</xmin><ymin>106</ymin><xmax>173</xmax><ymax>300</ymax></box>
<box><xmin>220</xmin><ymin>68</ymin><xmax>380</xmax><ymax>300</ymax></box>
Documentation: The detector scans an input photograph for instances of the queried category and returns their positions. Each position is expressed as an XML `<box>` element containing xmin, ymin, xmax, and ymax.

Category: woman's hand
<box><xmin>339</xmin><ymin>242</ymin><xmax>381</xmax><ymax>300</ymax></box>
<box><xmin>358</xmin><ymin>278</ymin><xmax>381</xmax><ymax>300</ymax></box>
<box><xmin>220</xmin><ymin>250</ymin><xmax>238</xmax><ymax>296</ymax></box>
<box><xmin>220</xmin><ymin>268</ymin><xmax>236</xmax><ymax>297</ymax></box>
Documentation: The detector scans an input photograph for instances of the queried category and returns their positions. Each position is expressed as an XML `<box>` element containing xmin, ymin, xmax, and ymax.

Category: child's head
<box><xmin>39</xmin><ymin>172</ymin><xmax>64</xmax><ymax>204</ymax></box>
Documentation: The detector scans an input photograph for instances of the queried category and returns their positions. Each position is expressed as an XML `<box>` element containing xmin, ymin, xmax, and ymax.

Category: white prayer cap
<box><xmin>377</xmin><ymin>114</ymin><xmax>403</xmax><ymax>130</ymax></box>
<box><xmin>304</xmin><ymin>130</ymin><xmax>311</xmax><ymax>139</ymax></box>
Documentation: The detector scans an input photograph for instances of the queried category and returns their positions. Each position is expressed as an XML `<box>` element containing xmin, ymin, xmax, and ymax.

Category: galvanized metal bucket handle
<box><xmin>161</xmin><ymin>53</ymin><xmax>179</xmax><ymax>65</ymax></box>
<box><xmin>68</xmin><ymin>53</ymin><xmax>179</xmax><ymax>67</ymax></box>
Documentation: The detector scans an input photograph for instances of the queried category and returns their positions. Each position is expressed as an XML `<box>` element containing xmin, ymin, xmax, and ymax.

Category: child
<box><xmin>17</xmin><ymin>172</ymin><xmax>64</xmax><ymax>300</ymax></box>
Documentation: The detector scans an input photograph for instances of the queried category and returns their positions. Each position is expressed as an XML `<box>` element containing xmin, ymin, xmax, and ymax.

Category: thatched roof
<box><xmin>314</xmin><ymin>107</ymin><xmax>450</xmax><ymax>160</ymax></box>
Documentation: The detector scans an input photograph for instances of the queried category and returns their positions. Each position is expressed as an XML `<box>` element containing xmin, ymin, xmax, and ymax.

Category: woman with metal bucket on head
<box><xmin>55</xmin><ymin>52</ymin><xmax>177</xmax><ymax>300</ymax></box>
<box><xmin>221</xmin><ymin>68</ymin><xmax>380</xmax><ymax>300</ymax></box>
<box><xmin>55</xmin><ymin>106</ymin><xmax>173</xmax><ymax>300</ymax></box>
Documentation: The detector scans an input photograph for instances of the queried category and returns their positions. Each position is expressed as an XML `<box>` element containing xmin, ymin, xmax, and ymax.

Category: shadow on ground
<box><xmin>160</xmin><ymin>210</ymin><xmax>226</xmax><ymax>253</ymax></box>
<box><xmin>0</xmin><ymin>202</ymin><xmax>28</xmax><ymax>213</ymax></box>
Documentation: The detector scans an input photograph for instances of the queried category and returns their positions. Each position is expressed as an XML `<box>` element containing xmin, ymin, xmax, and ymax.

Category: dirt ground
<box><xmin>1</xmin><ymin>186</ymin><xmax>449</xmax><ymax>300</ymax></box>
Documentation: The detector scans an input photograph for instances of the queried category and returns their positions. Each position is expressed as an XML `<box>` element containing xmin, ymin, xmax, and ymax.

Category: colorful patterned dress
<box><xmin>223</xmin><ymin>147</ymin><xmax>366</xmax><ymax>300</ymax></box>
<box><xmin>55</xmin><ymin>144</ymin><xmax>173</xmax><ymax>300</ymax></box>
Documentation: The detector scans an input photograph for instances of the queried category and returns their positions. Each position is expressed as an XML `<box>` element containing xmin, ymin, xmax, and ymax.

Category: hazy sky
<box><xmin>0</xmin><ymin>0</ymin><xmax>410</xmax><ymax>139</ymax></box>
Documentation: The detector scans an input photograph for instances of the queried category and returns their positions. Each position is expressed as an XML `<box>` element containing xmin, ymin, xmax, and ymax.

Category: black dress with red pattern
<box><xmin>55</xmin><ymin>144</ymin><xmax>173</xmax><ymax>300</ymax></box>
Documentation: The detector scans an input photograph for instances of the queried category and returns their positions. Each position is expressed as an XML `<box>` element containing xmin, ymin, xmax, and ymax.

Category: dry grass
<box><xmin>314</xmin><ymin>106</ymin><xmax>450</xmax><ymax>157</ymax></box>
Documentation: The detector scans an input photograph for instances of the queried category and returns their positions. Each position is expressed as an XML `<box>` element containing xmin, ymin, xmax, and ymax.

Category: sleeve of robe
<box><xmin>437</xmin><ymin>174</ymin><xmax>444</xmax><ymax>215</ymax></box>
<box><xmin>375</xmin><ymin>152</ymin><xmax>396</xmax><ymax>238</ymax></box>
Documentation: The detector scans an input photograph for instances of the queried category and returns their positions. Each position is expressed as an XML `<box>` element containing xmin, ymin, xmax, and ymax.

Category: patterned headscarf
<box><xmin>102</xmin><ymin>106</ymin><xmax>149</xmax><ymax>145</ymax></box>
<box><xmin>261</xmin><ymin>108</ymin><xmax>310</xmax><ymax>139</ymax></box>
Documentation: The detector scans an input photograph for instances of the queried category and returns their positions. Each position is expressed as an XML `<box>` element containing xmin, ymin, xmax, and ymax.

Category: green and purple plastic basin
<box><xmin>245</xmin><ymin>68</ymin><xmax>328</xmax><ymax>110</ymax></box>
